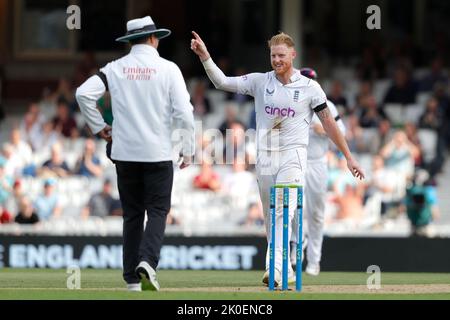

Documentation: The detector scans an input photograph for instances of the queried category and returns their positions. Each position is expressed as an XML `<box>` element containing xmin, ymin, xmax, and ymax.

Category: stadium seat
<box><xmin>356</xmin><ymin>153</ymin><xmax>373</xmax><ymax>175</ymax></box>
<box><xmin>361</xmin><ymin>128</ymin><xmax>378</xmax><ymax>147</ymax></box>
<box><xmin>361</xmin><ymin>192</ymin><xmax>382</xmax><ymax>229</ymax></box>
<box><xmin>373</xmin><ymin>79</ymin><xmax>392</xmax><ymax>104</ymax></box>
<box><xmin>332</xmin><ymin>67</ymin><xmax>355</xmax><ymax>82</ymax></box>
<box><xmin>405</xmin><ymin>104</ymin><xmax>425</xmax><ymax>124</ymax></box>
<box><xmin>416</xmin><ymin>92</ymin><xmax>431</xmax><ymax>106</ymax></box>
<box><xmin>417</xmin><ymin>129</ymin><xmax>437</xmax><ymax>163</ymax></box>
<box><xmin>413</xmin><ymin>68</ymin><xmax>429</xmax><ymax>80</ymax></box>
<box><xmin>383</xmin><ymin>104</ymin><xmax>404</xmax><ymax>125</ymax></box>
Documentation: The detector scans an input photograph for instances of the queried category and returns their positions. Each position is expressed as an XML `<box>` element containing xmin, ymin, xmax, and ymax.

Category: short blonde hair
<box><xmin>267</xmin><ymin>32</ymin><xmax>295</xmax><ymax>48</ymax></box>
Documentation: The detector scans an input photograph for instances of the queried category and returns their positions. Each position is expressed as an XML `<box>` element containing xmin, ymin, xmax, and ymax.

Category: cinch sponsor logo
<box><xmin>265</xmin><ymin>106</ymin><xmax>296</xmax><ymax>118</ymax></box>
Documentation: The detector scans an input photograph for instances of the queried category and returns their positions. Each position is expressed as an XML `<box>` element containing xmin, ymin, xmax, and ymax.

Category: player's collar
<box><xmin>289</xmin><ymin>69</ymin><xmax>302</xmax><ymax>83</ymax></box>
<box><xmin>273</xmin><ymin>69</ymin><xmax>302</xmax><ymax>86</ymax></box>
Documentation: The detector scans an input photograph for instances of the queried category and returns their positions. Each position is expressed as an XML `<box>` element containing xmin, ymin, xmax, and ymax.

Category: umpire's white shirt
<box><xmin>76</xmin><ymin>45</ymin><xmax>195</xmax><ymax>162</ymax></box>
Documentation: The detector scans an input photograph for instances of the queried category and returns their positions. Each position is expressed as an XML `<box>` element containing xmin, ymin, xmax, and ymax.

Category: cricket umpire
<box><xmin>76</xmin><ymin>16</ymin><xmax>195</xmax><ymax>291</ymax></box>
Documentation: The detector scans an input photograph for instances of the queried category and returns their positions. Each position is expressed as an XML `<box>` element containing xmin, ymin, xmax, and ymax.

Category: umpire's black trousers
<box><xmin>115</xmin><ymin>161</ymin><xmax>174</xmax><ymax>284</ymax></box>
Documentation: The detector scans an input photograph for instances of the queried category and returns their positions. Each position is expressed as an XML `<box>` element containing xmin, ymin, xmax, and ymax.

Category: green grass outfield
<box><xmin>0</xmin><ymin>269</ymin><xmax>450</xmax><ymax>300</ymax></box>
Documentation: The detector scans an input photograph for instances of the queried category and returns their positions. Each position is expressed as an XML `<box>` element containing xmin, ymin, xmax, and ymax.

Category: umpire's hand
<box><xmin>99</xmin><ymin>125</ymin><xmax>112</xmax><ymax>143</ymax></box>
<box><xmin>179</xmin><ymin>155</ymin><xmax>192</xmax><ymax>170</ymax></box>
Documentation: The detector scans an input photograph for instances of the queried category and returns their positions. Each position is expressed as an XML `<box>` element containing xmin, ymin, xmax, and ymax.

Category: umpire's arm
<box><xmin>169</xmin><ymin>63</ymin><xmax>195</xmax><ymax>162</ymax></box>
<box><xmin>76</xmin><ymin>75</ymin><xmax>108</xmax><ymax>136</ymax></box>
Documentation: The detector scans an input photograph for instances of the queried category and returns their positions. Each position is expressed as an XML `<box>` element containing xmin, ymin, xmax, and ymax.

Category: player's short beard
<box><xmin>273</xmin><ymin>61</ymin><xmax>292</xmax><ymax>77</ymax></box>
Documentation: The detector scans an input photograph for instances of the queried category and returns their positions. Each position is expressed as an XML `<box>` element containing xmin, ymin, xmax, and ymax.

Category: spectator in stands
<box><xmin>241</xmin><ymin>201</ymin><xmax>264</xmax><ymax>227</ymax></box>
<box><xmin>380</xmin><ymin>131</ymin><xmax>420</xmax><ymax>180</ymax></box>
<box><xmin>1</xmin><ymin>143</ymin><xmax>21</xmax><ymax>177</ymax></box>
<box><xmin>366</xmin><ymin>155</ymin><xmax>398</xmax><ymax>215</ymax></box>
<box><xmin>52</xmin><ymin>98</ymin><xmax>78</xmax><ymax>138</ymax></box>
<box><xmin>344</xmin><ymin>113</ymin><xmax>366</xmax><ymax>153</ymax></box>
<box><xmin>418</xmin><ymin>96</ymin><xmax>447</xmax><ymax>177</ymax></box>
<box><xmin>334</xmin><ymin>184</ymin><xmax>365</xmax><ymax>222</ymax></box>
<box><xmin>9</xmin><ymin>128</ymin><xmax>33</xmax><ymax>171</ymax></box>
<box><xmin>74</xmin><ymin>138</ymin><xmax>103</xmax><ymax>177</ymax></box>
<box><xmin>193</xmin><ymin>159</ymin><xmax>221</xmax><ymax>192</ymax></box>
<box><xmin>433</xmin><ymin>82</ymin><xmax>450</xmax><ymax>125</ymax></box>
<box><xmin>354</xmin><ymin>80</ymin><xmax>373</xmax><ymax>114</ymax></box>
<box><xmin>433</xmin><ymin>84</ymin><xmax>450</xmax><ymax>149</ymax></box>
<box><xmin>419</xmin><ymin>97</ymin><xmax>443</xmax><ymax>132</ymax></box>
<box><xmin>15</xmin><ymin>196</ymin><xmax>40</xmax><ymax>225</ymax></box>
<box><xmin>383</xmin><ymin>66</ymin><xmax>418</xmax><ymax>105</ymax></box>
<box><xmin>4</xmin><ymin>180</ymin><xmax>23</xmax><ymax>217</ymax></box>
<box><xmin>331</xmin><ymin>155</ymin><xmax>359</xmax><ymax>197</ymax></box>
<box><xmin>218</xmin><ymin>103</ymin><xmax>242</xmax><ymax>136</ymax></box>
<box><xmin>20</xmin><ymin>103</ymin><xmax>46</xmax><ymax>151</ymax></box>
<box><xmin>38</xmin><ymin>142</ymin><xmax>71</xmax><ymax>178</ymax></box>
<box><xmin>404</xmin><ymin>122</ymin><xmax>423</xmax><ymax>166</ymax></box>
<box><xmin>222</xmin><ymin>157</ymin><xmax>256</xmax><ymax>213</ymax></box>
<box><xmin>196</xmin><ymin>133</ymin><xmax>214</xmax><ymax>165</ymax></box>
<box><xmin>34</xmin><ymin>178</ymin><xmax>61</xmax><ymax>221</ymax></box>
<box><xmin>223</xmin><ymin>122</ymin><xmax>253</xmax><ymax>165</ymax></box>
<box><xmin>0</xmin><ymin>158</ymin><xmax>13</xmax><ymax>206</ymax></box>
<box><xmin>356</xmin><ymin>47</ymin><xmax>386</xmax><ymax>80</ymax></box>
<box><xmin>367</xmin><ymin>119</ymin><xmax>393</xmax><ymax>154</ymax></box>
<box><xmin>327</xmin><ymin>80</ymin><xmax>348</xmax><ymax>111</ymax></box>
<box><xmin>74</xmin><ymin>51</ymin><xmax>98</xmax><ymax>88</ymax></box>
<box><xmin>418</xmin><ymin>57</ymin><xmax>448</xmax><ymax>92</ymax></box>
<box><xmin>405</xmin><ymin>170</ymin><xmax>440</xmax><ymax>237</ymax></box>
<box><xmin>50</xmin><ymin>77</ymin><xmax>77</xmax><ymax>112</ymax></box>
<box><xmin>33</xmin><ymin>120</ymin><xmax>60</xmax><ymax>152</ymax></box>
<box><xmin>81</xmin><ymin>179</ymin><xmax>122</xmax><ymax>219</ymax></box>
<box><xmin>0</xmin><ymin>205</ymin><xmax>13</xmax><ymax>224</ymax></box>
<box><xmin>359</xmin><ymin>95</ymin><xmax>384</xmax><ymax>128</ymax></box>
<box><xmin>39</xmin><ymin>86</ymin><xmax>57</xmax><ymax>120</ymax></box>
<box><xmin>0</xmin><ymin>67</ymin><xmax>4</xmax><ymax>123</ymax></box>
<box><xmin>191</xmin><ymin>80</ymin><xmax>211</xmax><ymax>117</ymax></box>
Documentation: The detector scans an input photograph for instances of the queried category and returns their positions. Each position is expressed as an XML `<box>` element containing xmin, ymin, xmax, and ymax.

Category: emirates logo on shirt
<box><xmin>123</xmin><ymin>67</ymin><xmax>157</xmax><ymax>80</ymax></box>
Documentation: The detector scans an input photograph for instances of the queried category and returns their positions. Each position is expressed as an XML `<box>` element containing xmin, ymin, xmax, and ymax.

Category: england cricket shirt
<box><xmin>202</xmin><ymin>58</ymin><xmax>328</xmax><ymax>152</ymax></box>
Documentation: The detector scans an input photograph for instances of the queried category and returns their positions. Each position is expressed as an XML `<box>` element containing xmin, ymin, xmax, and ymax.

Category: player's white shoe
<box><xmin>136</xmin><ymin>261</ymin><xmax>160</xmax><ymax>291</ymax></box>
<box><xmin>262</xmin><ymin>268</ymin><xmax>296</xmax><ymax>287</ymax></box>
<box><xmin>127</xmin><ymin>283</ymin><xmax>142</xmax><ymax>292</ymax></box>
<box><xmin>305</xmin><ymin>263</ymin><xmax>320</xmax><ymax>276</ymax></box>
<box><xmin>262</xmin><ymin>269</ymin><xmax>280</xmax><ymax>287</ymax></box>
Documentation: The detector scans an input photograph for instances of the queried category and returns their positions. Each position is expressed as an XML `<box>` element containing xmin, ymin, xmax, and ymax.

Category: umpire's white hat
<box><xmin>116</xmin><ymin>16</ymin><xmax>171</xmax><ymax>43</ymax></box>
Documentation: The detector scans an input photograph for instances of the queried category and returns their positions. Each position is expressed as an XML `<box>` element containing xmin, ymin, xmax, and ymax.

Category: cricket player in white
<box><xmin>290</xmin><ymin>68</ymin><xmax>346</xmax><ymax>276</ymax></box>
<box><xmin>191</xmin><ymin>32</ymin><xmax>364</xmax><ymax>287</ymax></box>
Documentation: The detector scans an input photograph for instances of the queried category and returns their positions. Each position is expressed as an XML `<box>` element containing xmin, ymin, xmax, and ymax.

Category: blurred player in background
<box><xmin>290</xmin><ymin>68</ymin><xmax>346</xmax><ymax>276</ymax></box>
<box><xmin>191</xmin><ymin>31</ymin><xmax>364</xmax><ymax>287</ymax></box>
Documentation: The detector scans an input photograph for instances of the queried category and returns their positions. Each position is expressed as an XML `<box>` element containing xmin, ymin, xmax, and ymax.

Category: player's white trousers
<box><xmin>303</xmin><ymin>159</ymin><xmax>327</xmax><ymax>265</ymax></box>
<box><xmin>256</xmin><ymin>147</ymin><xmax>307</xmax><ymax>273</ymax></box>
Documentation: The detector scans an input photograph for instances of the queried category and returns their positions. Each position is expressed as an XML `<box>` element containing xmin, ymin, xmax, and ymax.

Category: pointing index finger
<box><xmin>192</xmin><ymin>31</ymin><xmax>201</xmax><ymax>41</ymax></box>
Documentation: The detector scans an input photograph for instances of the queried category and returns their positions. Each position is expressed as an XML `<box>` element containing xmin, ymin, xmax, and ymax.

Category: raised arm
<box><xmin>190</xmin><ymin>31</ymin><xmax>239</xmax><ymax>93</ymax></box>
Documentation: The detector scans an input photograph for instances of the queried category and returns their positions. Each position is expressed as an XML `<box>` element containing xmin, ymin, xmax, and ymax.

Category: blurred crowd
<box><xmin>0</xmin><ymin>46</ymin><xmax>449</xmax><ymax>237</ymax></box>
